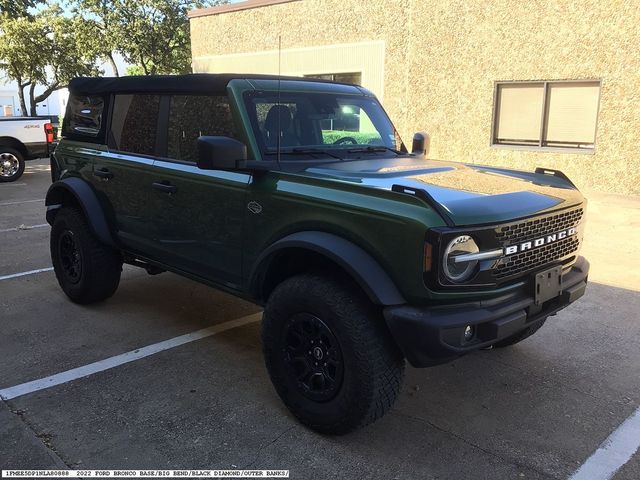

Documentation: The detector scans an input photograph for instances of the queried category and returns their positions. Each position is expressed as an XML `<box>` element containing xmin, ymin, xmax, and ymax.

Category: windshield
<box><xmin>243</xmin><ymin>91</ymin><xmax>406</xmax><ymax>161</ymax></box>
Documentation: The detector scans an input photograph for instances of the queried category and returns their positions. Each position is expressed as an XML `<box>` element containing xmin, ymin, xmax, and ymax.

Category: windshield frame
<box><xmin>242</xmin><ymin>89</ymin><xmax>407</xmax><ymax>166</ymax></box>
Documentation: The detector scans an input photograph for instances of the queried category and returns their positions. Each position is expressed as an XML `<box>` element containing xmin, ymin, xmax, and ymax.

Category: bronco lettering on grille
<box><xmin>503</xmin><ymin>227</ymin><xmax>577</xmax><ymax>255</ymax></box>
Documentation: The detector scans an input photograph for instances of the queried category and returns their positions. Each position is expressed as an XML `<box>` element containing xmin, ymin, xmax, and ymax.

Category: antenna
<box><xmin>276</xmin><ymin>35</ymin><xmax>282</xmax><ymax>170</ymax></box>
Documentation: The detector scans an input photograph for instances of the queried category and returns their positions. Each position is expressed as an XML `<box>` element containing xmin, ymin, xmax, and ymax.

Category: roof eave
<box><xmin>188</xmin><ymin>0</ymin><xmax>301</xmax><ymax>19</ymax></box>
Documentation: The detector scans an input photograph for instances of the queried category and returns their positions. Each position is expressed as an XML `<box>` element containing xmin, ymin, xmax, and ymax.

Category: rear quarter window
<box><xmin>63</xmin><ymin>95</ymin><xmax>105</xmax><ymax>139</ymax></box>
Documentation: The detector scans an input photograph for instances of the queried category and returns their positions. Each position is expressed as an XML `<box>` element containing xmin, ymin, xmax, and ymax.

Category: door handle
<box><xmin>152</xmin><ymin>181</ymin><xmax>177</xmax><ymax>194</ymax></box>
<box><xmin>94</xmin><ymin>168</ymin><xmax>113</xmax><ymax>180</ymax></box>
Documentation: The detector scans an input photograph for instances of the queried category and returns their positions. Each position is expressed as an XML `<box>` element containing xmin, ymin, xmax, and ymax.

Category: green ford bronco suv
<box><xmin>47</xmin><ymin>74</ymin><xmax>589</xmax><ymax>434</ymax></box>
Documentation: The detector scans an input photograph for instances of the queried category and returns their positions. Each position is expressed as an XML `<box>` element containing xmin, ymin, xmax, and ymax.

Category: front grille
<box><xmin>493</xmin><ymin>207</ymin><xmax>583</xmax><ymax>279</ymax></box>
<box><xmin>495</xmin><ymin>208</ymin><xmax>583</xmax><ymax>243</ymax></box>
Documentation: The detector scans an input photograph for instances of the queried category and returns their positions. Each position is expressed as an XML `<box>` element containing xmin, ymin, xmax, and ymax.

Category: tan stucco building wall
<box><xmin>190</xmin><ymin>0</ymin><xmax>640</xmax><ymax>194</ymax></box>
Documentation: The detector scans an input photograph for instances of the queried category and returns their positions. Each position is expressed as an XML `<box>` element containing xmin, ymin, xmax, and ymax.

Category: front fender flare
<box><xmin>45</xmin><ymin>176</ymin><xmax>117</xmax><ymax>248</ymax></box>
<box><xmin>251</xmin><ymin>231</ymin><xmax>406</xmax><ymax>306</ymax></box>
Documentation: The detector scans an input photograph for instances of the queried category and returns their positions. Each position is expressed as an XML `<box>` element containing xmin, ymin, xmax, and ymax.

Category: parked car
<box><xmin>47</xmin><ymin>74</ymin><xmax>589</xmax><ymax>434</ymax></box>
<box><xmin>0</xmin><ymin>116</ymin><xmax>54</xmax><ymax>182</ymax></box>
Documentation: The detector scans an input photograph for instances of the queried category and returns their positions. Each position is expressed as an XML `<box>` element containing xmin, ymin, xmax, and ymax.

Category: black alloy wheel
<box><xmin>283</xmin><ymin>313</ymin><xmax>344</xmax><ymax>402</ymax></box>
<box><xmin>57</xmin><ymin>230</ymin><xmax>83</xmax><ymax>284</ymax></box>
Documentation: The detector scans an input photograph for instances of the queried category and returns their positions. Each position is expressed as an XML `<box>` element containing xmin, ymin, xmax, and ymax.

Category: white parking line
<box><xmin>0</xmin><ymin>267</ymin><xmax>54</xmax><ymax>281</ymax></box>
<box><xmin>1</xmin><ymin>182</ymin><xmax>27</xmax><ymax>186</ymax></box>
<box><xmin>0</xmin><ymin>223</ymin><xmax>49</xmax><ymax>233</ymax></box>
<box><xmin>0</xmin><ymin>198</ymin><xmax>44</xmax><ymax>207</ymax></box>
<box><xmin>0</xmin><ymin>312</ymin><xmax>262</xmax><ymax>401</ymax></box>
<box><xmin>569</xmin><ymin>406</ymin><xmax>640</xmax><ymax>480</ymax></box>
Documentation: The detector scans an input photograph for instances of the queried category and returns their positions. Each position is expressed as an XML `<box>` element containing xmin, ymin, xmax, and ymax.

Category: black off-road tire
<box><xmin>262</xmin><ymin>272</ymin><xmax>405</xmax><ymax>435</ymax></box>
<box><xmin>50</xmin><ymin>207</ymin><xmax>122</xmax><ymax>304</ymax></box>
<box><xmin>492</xmin><ymin>318</ymin><xmax>547</xmax><ymax>348</ymax></box>
<box><xmin>0</xmin><ymin>147</ymin><xmax>25</xmax><ymax>182</ymax></box>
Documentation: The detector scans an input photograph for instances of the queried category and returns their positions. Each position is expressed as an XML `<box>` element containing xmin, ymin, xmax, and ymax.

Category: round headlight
<box><xmin>443</xmin><ymin>235</ymin><xmax>479</xmax><ymax>282</ymax></box>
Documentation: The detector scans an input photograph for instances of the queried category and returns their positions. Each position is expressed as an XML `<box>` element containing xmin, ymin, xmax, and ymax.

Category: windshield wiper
<box><xmin>265</xmin><ymin>148</ymin><xmax>343</xmax><ymax>160</ymax></box>
<box><xmin>346</xmin><ymin>146</ymin><xmax>404</xmax><ymax>155</ymax></box>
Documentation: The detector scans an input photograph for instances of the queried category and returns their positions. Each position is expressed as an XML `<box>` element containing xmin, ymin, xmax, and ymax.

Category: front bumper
<box><xmin>383</xmin><ymin>256</ymin><xmax>589</xmax><ymax>367</ymax></box>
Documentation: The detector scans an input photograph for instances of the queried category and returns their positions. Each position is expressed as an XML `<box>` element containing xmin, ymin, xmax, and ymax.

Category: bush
<box><xmin>322</xmin><ymin>130</ymin><xmax>382</xmax><ymax>145</ymax></box>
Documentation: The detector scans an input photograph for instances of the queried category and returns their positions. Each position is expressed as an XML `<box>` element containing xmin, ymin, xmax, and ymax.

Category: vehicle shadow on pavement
<box><xmin>78</xmin><ymin>266</ymin><xmax>261</xmax><ymax>333</ymax></box>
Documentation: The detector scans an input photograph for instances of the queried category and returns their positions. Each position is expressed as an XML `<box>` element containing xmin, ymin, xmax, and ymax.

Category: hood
<box><xmin>304</xmin><ymin>157</ymin><xmax>584</xmax><ymax>226</ymax></box>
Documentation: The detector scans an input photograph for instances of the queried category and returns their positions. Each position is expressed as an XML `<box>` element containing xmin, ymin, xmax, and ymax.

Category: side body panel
<box><xmin>0</xmin><ymin>118</ymin><xmax>49</xmax><ymax>144</ymax></box>
<box><xmin>47</xmin><ymin>141</ymin><xmax>97</xmax><ymax>191</ymax></box>
<box><xmin>243</xmin><ymin>171</ymin><xmax>445</xmax><ymax>305</ymax></box>
<box><xmin>146</xmin><ymin>160</ymin><xmax>250</xmax><ymax>288</ymax></box>
<box><xmin>84</xmin><ymin>149</ymin><xmax>158</xmax><ymax>253</ymax></box>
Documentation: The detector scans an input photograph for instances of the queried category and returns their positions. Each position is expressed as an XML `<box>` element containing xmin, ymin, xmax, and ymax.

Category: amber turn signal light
<box><xmin>424</xmin><ymin>242</ymin><xmax>433</xmax><ymax>272</ymax></box>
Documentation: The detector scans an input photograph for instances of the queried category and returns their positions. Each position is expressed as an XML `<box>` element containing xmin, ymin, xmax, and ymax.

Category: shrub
<box><xmin>322</xmin><ymin>130</ymin><xmax>382</xmax><ymax>145</ymax></box>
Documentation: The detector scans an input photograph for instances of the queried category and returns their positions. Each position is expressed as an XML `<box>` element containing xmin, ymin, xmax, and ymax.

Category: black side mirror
<box><xmin>411</xmin><ymin>132</ymin><xmax>429</xmax><ymax>156</ymax></box>
<box><xmin>197</xmin><ymin>136</ymin><xmax>247</xmax><ymax>170</ymax></box>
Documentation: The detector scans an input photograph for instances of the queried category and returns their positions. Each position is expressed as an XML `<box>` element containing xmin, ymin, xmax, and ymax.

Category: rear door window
<box><xmin>109</xmin><ymin>94</ymin><xmax>161</xmax><ymax>156</ymax></box>
<box><xmin>167</xmin><ymin>95</ymin><xmax>236</xmax><ymax>162</ymax></box>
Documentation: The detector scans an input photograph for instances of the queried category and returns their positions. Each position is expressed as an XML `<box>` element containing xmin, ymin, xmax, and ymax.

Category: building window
<box><xmin>109</xmin><ymin>94</ymin><xmax>161</xmax><ymax>156</ymax></box>
<box><xmin>167</xmin><ymin>95</ymin><xmax>236</xmax><ymax>162</ymax></box>
<box><xmin>492</xmin><ymin>80</ymin><xmax>600</xmax><ymax>151</ymax></box>
<box><xmin>304</xmin><ymin>72</ymin><xmax>362</xmax><ymax>85</ymax></box>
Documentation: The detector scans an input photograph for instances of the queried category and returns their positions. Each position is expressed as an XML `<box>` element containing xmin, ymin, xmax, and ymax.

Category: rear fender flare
<box><xmin>45</xmin><ymin>176</ymin><xmax>117</xmax><ymax>248</ymax></box>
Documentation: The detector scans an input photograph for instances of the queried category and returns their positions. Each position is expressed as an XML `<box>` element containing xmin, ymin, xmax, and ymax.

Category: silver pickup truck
<box><xmin>0</xmin><ymin>117</ymin><xmax>54</xmax><ymax>182</ymax></box>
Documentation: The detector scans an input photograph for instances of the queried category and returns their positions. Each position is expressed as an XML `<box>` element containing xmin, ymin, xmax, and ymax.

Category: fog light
<box><xmin>464</xmin><ymin>325</ymin><xmax>474</xmax><ymax>341</ymax></box>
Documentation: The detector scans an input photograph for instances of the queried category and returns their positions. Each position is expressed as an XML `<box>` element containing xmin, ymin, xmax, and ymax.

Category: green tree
<box><xmin>0</xmin><ymin>5</ymin><xmax>101</xmax><ymax>116</ymax></box>
<box><xmin>81</xmin><ymin>0</ymin><xmax>226</xmax><ymax>76</ymax></box>
<box><xmin>71</xmin><ymin>0</ymin><xmax>124</xmax><ymax>76</ymax></box>
<box><xmin>0</xmin><ymin>0</ymin><xmax>41</xmax><ymax>18</ymax></box>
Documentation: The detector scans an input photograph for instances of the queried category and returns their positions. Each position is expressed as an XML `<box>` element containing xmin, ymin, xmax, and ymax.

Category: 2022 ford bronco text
<box><xmin>47</xmin><ymin>74</ymin><xmax>589</xmax><ymax>434</ymax></box>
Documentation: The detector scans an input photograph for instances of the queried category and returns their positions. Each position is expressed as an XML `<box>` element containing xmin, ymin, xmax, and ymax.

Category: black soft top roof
<box><xmin>68</xmin><ymin>73</ymin><xmax>343</xmax><ymax>96</ymax></box>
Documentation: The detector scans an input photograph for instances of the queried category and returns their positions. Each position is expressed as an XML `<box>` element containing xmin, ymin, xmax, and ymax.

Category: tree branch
<box><xmin>107</xmin><ymin>52</ymin><xmax>119</xmax><ymax>77</ymax></box>
<box><xmin>33</xmin><ymin>82</ymin><xmax>60</xmax><ymax>104</ymax></box>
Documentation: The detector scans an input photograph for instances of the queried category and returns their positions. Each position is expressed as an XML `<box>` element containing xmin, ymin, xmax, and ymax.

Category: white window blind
<box><xmin>495</xmin><ymin>84</ymin><xmax>544</xmax><ymax>143</ymax></box>
<box><xmin>544</xmin><ymin>82</ymin><xmax>600</xmax><ymax>146</ymax></box>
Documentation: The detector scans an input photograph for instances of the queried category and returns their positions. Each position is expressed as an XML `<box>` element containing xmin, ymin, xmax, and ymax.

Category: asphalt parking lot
<box><xmin>1</xmin><ymin>158</ymin><xmax>639</xmax><ymax>479</ymax></box>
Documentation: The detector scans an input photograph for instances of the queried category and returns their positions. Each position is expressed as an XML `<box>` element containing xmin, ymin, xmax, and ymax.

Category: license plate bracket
<box><xmin>534</xmin><ymin>266</ymin><xmax>563</xmax><ymax>305</ymax></box>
